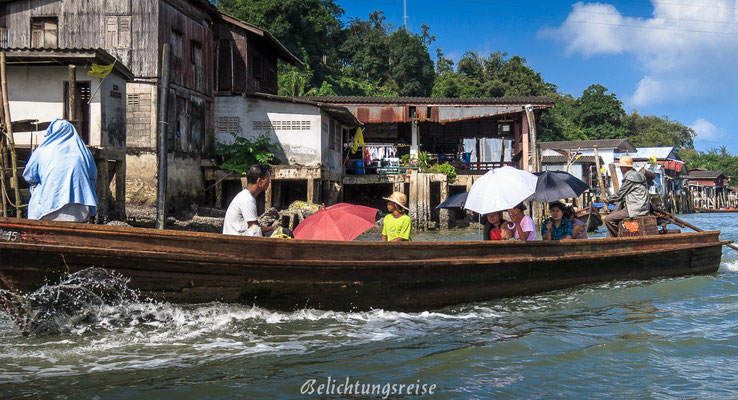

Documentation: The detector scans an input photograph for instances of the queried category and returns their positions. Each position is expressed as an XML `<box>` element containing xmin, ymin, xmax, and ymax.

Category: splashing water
<box><xmin>0</xmin><ymin>268</ymin><xmax>139</xmax><ymax>336</ymax></box>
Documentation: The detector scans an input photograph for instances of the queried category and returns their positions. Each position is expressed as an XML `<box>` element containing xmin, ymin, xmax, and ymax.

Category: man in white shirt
<box><xmin>223</xmin><ymin>164</ymin><xmax>276</xmax><ymax>236</ymax></box>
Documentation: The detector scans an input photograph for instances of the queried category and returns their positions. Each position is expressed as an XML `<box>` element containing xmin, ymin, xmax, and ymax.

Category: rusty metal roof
<box><xmin>306</xmin><ymin>96</ymin><xmax>555</xmax><ymax>106</ymax></box>
<box><xmin>3</xmin><ymin>48</ymin><xmax>134</xmax><ymax>80</ymax></box>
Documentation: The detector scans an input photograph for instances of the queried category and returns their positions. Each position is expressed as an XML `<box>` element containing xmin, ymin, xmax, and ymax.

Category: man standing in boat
<box><xmin>381</xmin><ymin>191</ymin><xmax>412</xmax><ymax>242</ymax></box>
<box><xmin>604</xmin><ymin>155</ymin><xmax>650</xmax><ymax>237</ymax></box>
<box><xmin>223</xmin><ymin>164</ymin><xmax>276</xmax><ymax>236</ymax></box>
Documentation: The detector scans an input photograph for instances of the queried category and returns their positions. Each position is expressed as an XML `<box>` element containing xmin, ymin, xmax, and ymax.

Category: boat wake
<box><xmin>0</xmin><ymin>268</ymin><xmax>139</xmax><ymax>336</ymax></box>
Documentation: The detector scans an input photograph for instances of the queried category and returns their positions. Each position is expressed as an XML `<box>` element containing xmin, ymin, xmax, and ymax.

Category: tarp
<box><xmin>23</xmin><ymin>119</ymin><xmax>98</xmax><ymax>219</ymax></box>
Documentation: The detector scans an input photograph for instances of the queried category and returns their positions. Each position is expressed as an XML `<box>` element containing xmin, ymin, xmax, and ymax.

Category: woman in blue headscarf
<box><xmin>23</xmin><ymin>119</ymin><xmax>98</xmax><ymax>222</ymax></box>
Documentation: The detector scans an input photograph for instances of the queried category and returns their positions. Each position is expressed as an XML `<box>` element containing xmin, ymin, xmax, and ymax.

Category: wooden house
<box><xmin>2</xmin><ymin>48</ymin><xmax>133</xmax><ymax>220</ymax></box>
<box><xmin>687</xmin><ymin>169</ymin><xmax>734</xmax><ymax>210</ymax></box>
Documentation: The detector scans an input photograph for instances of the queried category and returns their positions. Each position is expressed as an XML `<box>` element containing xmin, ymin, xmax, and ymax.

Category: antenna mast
<box><xmin>403</xmin><ymin>0</ymin><xmax>408</xmax><ymax>30</ymax></box>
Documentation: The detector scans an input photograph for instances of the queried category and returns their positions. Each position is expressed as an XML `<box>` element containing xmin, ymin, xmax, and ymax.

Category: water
<box><xmin>1</xmin><ymin>214</ymin><xmax>737</xmax><ymax>399</ymax></box>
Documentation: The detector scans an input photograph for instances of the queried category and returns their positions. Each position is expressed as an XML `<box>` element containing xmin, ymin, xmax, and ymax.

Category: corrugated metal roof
<box><xmin>541</xmin><ymin>155</ymin><xmax>603</xmax><ymax>164</ymax></box>
<box><xmin>3</xmin><ymin>47</ymin><xmax>134</xmax><ymax>80</ymax></box>
<box><xmin>305</xmin><ymin>96</ymin><xmax>555</xmax><ymax>106</ymax></box>
<box><xmin>688</xmin><ymin>170</ymin><xmax>726</xmax><ymax>179</ymax></box>
<box><xmin>235</xmin><ymin>92</ymin><xmax>362</xmax><ymax>127</ymax></box>
<box><xmin>540</xmin><ymin>139</ymin><xmax>636</xmax><ymax>152</ymax></box>
<box><xmin>630</xmin><ymin>147</ymin><xmax>677</xmax><ymax>160</ymax></box>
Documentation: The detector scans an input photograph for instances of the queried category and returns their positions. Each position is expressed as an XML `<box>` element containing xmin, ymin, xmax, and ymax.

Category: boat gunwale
<box><xmin>0</xmin><ymin>217</ymin><xmax>724</xmax><ymax>249</ymax></box>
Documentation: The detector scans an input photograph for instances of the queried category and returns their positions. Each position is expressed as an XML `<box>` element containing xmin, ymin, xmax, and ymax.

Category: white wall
<box><xmin>215</xmin><ymin>96</ymin><xmax>323</xmax><ymax>166</ymax></box>
<box><xmin>6</xmin><ymin>64</ymin><xmax>110</xmax><ymax>147</ymax></box>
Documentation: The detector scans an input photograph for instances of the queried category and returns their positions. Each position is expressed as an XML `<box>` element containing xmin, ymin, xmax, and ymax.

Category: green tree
<box><xmin>576</xmin><ymin>84</ymin><xmax>627</xmax><ymax>140</ymax></box>
<box><xmin>623</xmin><ymin>111</ymin><xmax>696</xmax><ymax>148</ymax></box>
<box><xmin>387</xmin><ymin>29</ymin><xmax>435</xmax><ymax>96</ymax></box>
<box><xmin>435</xmin><ymin>47</ymin><xmax>454</xmax><ymax>74</ymax></box>
<box><xmin>337</xmin><ymin>12</ymin><xmax>390</xmax><ymax>85</ymax></box>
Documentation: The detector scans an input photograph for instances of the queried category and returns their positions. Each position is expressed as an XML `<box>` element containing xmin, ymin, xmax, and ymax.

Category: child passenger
<box><xmin>381</xmin><ymin>191</ymin><xmax>412</xmax><ymax>242</ymax></box>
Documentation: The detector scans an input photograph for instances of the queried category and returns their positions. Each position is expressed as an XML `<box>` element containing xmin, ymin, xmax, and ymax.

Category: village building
<box><xmin>540</xmin><ymin>152</ymin><xmax>604</xmax><ymax>205</ymax></box>
<box><xmin>540</xmin><ymin>139</ymin><xmax>637</xmax><ymax>198</ymax></box>
<box><xmin>303</xmin><ymin>96</ymin><xmax>555</xmax><ymax>229</ymax></box>
<box><xmin>1</xmin><ymin>47</ymin><xmax>133</xmax><ymax>220</ymax></box>
<box><xmin>687</xmin><ymin>169</ymin><xmax>735</xmax><ymax>210</ymax></box>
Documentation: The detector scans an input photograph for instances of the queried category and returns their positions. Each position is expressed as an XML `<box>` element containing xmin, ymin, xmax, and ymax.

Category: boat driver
<box><xmin>604</xmin><ymin>155</ymin><xmax>650</xmax><ymax>237</ymax></box>
<box><xmin>223</xmin><ymin>163</ymin><xmax>277</xmax><ymax>237</ymax></box>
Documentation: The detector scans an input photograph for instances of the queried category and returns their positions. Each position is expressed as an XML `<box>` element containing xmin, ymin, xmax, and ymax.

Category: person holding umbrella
<box><xmin>506</xmin><ymin>202</ymin><xmax>536</xmax><ymax>242</ymax></box>
<box><xmin>381</xmin><ymin>191</ymin><xmax>412</xmax><ymax>242</ymax></box>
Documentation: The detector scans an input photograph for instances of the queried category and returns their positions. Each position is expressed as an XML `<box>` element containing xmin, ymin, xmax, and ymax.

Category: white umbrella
<box><xmin>464</xmin><ymin>166</ymin><xmax>538</xmax><ymax>215</ymax></box>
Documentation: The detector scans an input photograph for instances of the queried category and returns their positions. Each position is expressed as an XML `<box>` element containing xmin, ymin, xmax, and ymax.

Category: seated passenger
<box><xmin>565</xmin><ymin>206</ymin><xmax>588</xmax><ymax>239</ymax></box>
<box><xmin>542</xmin><ymin>202</ymin><xmax>573</xmax><ymax>240</ymax></box>
<box><xmin>483</xmin><ymin>211</ymin><xmax>511</xmax><ymax>241</ymax></box>
<box><xmin>506</xmin><ymin>202</ymin><xmax>536</xmax><ymax>242</ymax></box>
<box><xmin>23</xmin><ymin>119</ymin><xmax>98</xmax><ymax>222</ymax></box>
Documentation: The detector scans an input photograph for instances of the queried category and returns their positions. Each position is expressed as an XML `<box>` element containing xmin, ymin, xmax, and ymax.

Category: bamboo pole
<box><xmin>0</xmin><ymin>51</ymin><xmax>21</xmax><ymax>217</ymax></box>
<box><xmin>0</xmin><ymin>101</ymin><xmax>6</xmax><ymax>217</ymax></box>
<box><xmin>593</xmin><ymin>146</ymin><xmax>607</xmax><ymax>204</ymax></box>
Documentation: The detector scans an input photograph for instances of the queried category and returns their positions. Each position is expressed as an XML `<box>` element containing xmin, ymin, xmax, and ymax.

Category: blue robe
<box><xmin>23</xmin><ymin>119</ymin><xmax>98</xmax><ymax>220</ymax></box>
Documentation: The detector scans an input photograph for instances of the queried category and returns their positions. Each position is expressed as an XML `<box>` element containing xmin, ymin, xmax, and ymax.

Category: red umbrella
<box><xmin>293</xmin><ymin>203</ymin><xmax>379</xmax><ymax>241</ymax></box>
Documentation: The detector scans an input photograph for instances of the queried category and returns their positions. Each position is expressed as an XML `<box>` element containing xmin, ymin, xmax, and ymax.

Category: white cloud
<box><xmin>543</xmin><ymin>1</ymin><xmax>738</xmax><ymax>107</ymax></box>
<box><xmin>690</xmin><ymin>118</ymin><xmax>722</xmax><ymax>141</ymax></box>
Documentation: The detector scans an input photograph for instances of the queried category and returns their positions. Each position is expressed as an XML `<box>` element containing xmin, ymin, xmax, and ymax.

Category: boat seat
<box><xmin>618</xmin><ymin>216</ymin><xmax>659</xmax><ymax>237</ymax></box>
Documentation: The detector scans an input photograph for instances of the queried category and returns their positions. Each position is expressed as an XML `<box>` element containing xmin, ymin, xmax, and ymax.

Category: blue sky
<box><xmin>337</xmin><ymin>0</ymin><xmax>738</xmax><ymax>153</ymax></box>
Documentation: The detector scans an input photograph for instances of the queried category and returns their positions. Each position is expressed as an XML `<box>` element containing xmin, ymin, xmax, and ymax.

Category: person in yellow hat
<box><xmin>605</xmin><ymin>155</ymin><xmax>650</xmax><ymax>237</ymax></box>
<box><xmin>381</xmin><ymin>191</ymin><xmax>412</xmax><ymax>242</ymax></box>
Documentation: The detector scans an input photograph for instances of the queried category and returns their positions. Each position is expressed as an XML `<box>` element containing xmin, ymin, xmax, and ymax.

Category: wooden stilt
<box><xmin>0</xmin><ymin>51</ymin><xmax>21</xmax><ymax>218</ymax></box>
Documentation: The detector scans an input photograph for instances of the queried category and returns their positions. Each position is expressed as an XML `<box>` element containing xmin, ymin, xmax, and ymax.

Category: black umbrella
<box><xmin>436</xmin><ymin>192</ymin><xmax>468</xmax><ymax>209</ymax></box>
<box><xmin>533</xmin><ymin>171</ymin><xmax>590</xmax><ymax>202</ymax></box>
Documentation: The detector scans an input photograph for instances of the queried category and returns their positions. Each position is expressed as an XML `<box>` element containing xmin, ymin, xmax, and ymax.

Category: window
<box><xmin>0</xmin><ymin>28</ymin><xmax>8</xmax><ymax>48</ymax></box>
<box><xmin>252</xmin><ymin>120</ymin><xmax>310</xmax><ymax>131</ymax></box>
<box><xmin>105</xmin><ymin>16</ymin><xmax>131</xmax><ymax>49</ymax></box>
<box><xmin>126</xmin><ymin>94</ymin><xmax>140</xmax><ymax>106</ymax></box>
<box><xmin>249</xmin><ymin>54</ymin><xmax>263</xmax><ymax>79</ymax></box>
<box><xmin>31</xmin><ymin>17</ymin><xmax>57</xmax><ymax>48</ymax></box>
<box><xmin>218</xmin><ymin>117</ymin><xmax>240</xmax><ymax>134</ymax></box>
<box><xmin>191</xmin><ymin>41</ymin><xmax>203</xmax><ymax>92</ymax></box>
<box><xmin>170</xmin><ymin>31</ymin><xmax>183</xmax><ymax>84</ymax></box>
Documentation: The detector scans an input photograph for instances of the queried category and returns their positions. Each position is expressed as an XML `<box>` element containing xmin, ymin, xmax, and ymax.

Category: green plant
<box><xmin>431</xmin><ymin>162</ymin><xmax>457</xmax><ymax>183</ymax></box>
<box><xmin>216</xmin><ymin>133</ymin><xmax>280</xmax><ymax>174</ymax></box>
<box><xmin>416</xmin><ymin>151</ymin><xmax>434</xmax><ymax>168</ymax></box>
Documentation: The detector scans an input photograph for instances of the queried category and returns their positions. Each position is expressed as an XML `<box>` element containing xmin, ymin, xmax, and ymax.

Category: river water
<box><xmin>1</xmin><ymin>213</ymin><xmax>737</xmax><ymax>399</ymax></box>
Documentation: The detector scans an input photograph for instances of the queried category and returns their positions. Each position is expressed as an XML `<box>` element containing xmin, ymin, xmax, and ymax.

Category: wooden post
<box><xmin>68</xmin><ymin>65</ymin><xmax>77</xmax><ymax>128</ymax></box>
<box><xmin>95</xmin><ymin>158</ymin><xmax>109</xmax><ymax>223</ymax></box>
<box><xmin>609</xmin><ymin>163</ymin><xmax>620</xmax><ymax>192</ymax></box>
<box><xmin>0</xmin><ymin>124</ymin><xmax>6</xmax><ymax>218</ymax></box>
<box><xmin>114</xmin><ymin>160</ymin><xmax>126</xmax><ymax>219</ymax></box>
<box><xmin>521</xmin><ymin>114</ymin><xmax>530</xmax><ymax>172</ymax></box>
<box><xmin>0</xmin><ymin>51</ymin><xmax>21</xmax><ymax>217</ymax></box>
<box><xmin>306</xmin><ymin>178</ymin><xmax>315</xmax><ymax>204</ymax></box>
<box><xmin>264</xmin><ymin>179</ymin><xmax>273</xmax><ymax>209</ymax></box>
<box><xmin>155</xmin><ymin>44</ymin><xmax>171</xmax><ymax>230</ymax></box>
<box><xmin>593</xmin><ymin>146</ymin><xmax>607</xmax><ymax>203</ymax></box>
<box><xmin>439</xmin><ymin>177</ymin><xmax>449</xmax><ymax>229</ymax></box>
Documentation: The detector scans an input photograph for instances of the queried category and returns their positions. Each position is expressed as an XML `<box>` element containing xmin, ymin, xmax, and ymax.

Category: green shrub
<box><xmin>216</xmin><ymin>133</ymin><xmax>280</xmax><ymax>174</ymax></box>
<box><xmin>431</xmin><ymin>162</ymin><xmax>457</xmax><ymax>183</ymax></box>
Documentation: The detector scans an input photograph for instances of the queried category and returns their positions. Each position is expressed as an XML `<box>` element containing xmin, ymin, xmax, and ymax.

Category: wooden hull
<box><xmin>0</xmin><ymin>218</ymin><xmax>726</xmax><ymax>312</ymax></box>
<box><xmin>577</xmin><ymin>209</ymin><xmax>603</xmax><ymax>232</ymax></box>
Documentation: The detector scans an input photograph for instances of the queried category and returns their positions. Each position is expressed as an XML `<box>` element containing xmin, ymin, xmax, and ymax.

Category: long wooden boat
<box><xmin>695</xmin><ymin>208</ymin><xmax>738</xmax><ymax>213</ymax></box>
<box><xmin>576</xmin><ymin>206</ymin><xmax>603</xmax><ymax>232</ymax></box>
<box><xmin>0</xmin><ymin>217</ymin><xmax>728</xmax><ymax>312</ymax></box>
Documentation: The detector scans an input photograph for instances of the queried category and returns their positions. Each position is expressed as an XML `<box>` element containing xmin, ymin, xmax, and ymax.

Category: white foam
<box><xmin>719</xmin><ymin>259</ymin><xmax>738</xmax><ymax>272</ymax></box>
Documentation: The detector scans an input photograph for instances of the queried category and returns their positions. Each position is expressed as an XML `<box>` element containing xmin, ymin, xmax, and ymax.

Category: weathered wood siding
<box><xmin>213</xmin><ymin>20</ymin><xmax>278</xmax><ymax>95</ymax></box>
<box><xmin>2</xmin><ymin>0</ymin><xmax>158</xmax><ymax>77</ymax></box>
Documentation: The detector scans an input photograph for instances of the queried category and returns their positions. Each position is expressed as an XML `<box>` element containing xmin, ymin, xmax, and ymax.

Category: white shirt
<box><xmin>223</xmin><ymin>189</ymin><xmax>260</xmax><ymax>236</ymax></box>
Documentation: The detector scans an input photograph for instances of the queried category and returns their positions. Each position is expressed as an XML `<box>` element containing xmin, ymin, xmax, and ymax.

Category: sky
<box><xmin>337</xmin><ymin>0</ymin><xmax>738</xmax><ymax>153</ymax></box>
